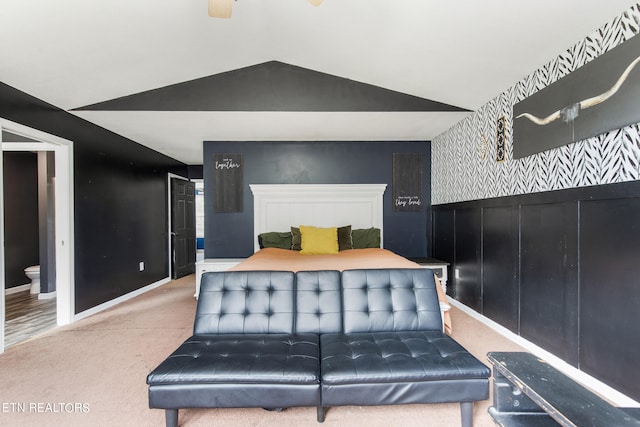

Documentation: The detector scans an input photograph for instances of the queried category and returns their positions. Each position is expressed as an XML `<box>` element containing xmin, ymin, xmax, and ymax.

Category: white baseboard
<box><xmin>38</xmin><ymin>291</ymin><xmax>56</xmax><ymax>300</ymax></box>
<box><xmin>74</xmin><ymin>277</ymin><xmax>171</xmax><ymax>322</ymax></box>
<box><xmin>5</xmin><ymin>284</ymin><xmax>31</xmax><ymax>295</ymax></box>
<box><xmin>448</xmin><ymin>297</ymin><xmax>640</xmax><ymax>408</ymax></box>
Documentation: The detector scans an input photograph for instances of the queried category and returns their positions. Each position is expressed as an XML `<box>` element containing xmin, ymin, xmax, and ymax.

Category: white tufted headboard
<box><xmin>250</xmin><ymin>184</ymin><xmax>387</xmax><ymax>252</ymax></box>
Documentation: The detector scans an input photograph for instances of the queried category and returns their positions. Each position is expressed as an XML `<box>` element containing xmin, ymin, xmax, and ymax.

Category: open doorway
<box><xmin>167</xmin><ymin>174</ymin><xmax>196</xmax><ymax>280</ymax></box>
<box><xmin>0</xmin><ymin>119</ymin><xmax>74</xmax><ymax>353</ymax></box>
<box><xmin>195</xmin><ymin>180</ymin><xmax>204</xmax><ymax>262</ymax></box>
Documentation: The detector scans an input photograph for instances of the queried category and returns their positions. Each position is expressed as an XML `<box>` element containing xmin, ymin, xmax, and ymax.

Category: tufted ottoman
<box><xmin>319</xmin><ymin>331</ymin><xmax>490</xmax><ymax>425</ymax></box>
<box><xmin>147</xmin><ymin>333</ymin><xmax>320</xmax><ymax>425</ymax></box>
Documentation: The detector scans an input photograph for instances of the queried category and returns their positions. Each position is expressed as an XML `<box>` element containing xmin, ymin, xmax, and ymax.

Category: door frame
<box><xmin>0</xmin><ymin>118</ymin><xmax>75</xmax><ymax>353</ymax></box>
<box><xmin>167</xmin><ymin>173</ymin><xmax>189</xmax><ymax>279</ymax></box>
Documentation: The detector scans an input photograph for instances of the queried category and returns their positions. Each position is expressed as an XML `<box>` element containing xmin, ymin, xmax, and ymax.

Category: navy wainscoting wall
<box><xmin>0</xmin><ymin>82</ymin><xmax>187</xmax><ymax>313</ymax></box>
<box><xmin>432</xmin><ymin>180</ymin><xmax>640</xmax><ymax>402</ymax></box>
<box><xmin>203</xmin><ymin>141</ymin><xmax>431</xmax><ymax>258</ymax></box>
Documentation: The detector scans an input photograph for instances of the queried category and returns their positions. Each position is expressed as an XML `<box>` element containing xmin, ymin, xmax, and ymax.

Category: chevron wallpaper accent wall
<box><xmin>432</xmin><ymin>4</ymin><xmax>640</xmax><ymax>205</ymax></box>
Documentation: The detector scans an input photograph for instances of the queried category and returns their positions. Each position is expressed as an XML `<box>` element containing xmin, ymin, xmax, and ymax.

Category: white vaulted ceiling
<box><xmin>0</xmin><ymin>0</ymin><xmax>637</xmax><ymax>164</ymax></box>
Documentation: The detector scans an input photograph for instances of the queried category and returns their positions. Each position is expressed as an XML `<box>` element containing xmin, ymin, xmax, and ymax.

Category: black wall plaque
<box><xmin>393</xmin><ymin>153</ymin><xmax>423</xmax><ymax>212</ymax></box>
<box><xmin>496</xmin><ymin>116</ymin><xmax>506</xmax><ymax>162</ymax></box>
<box><xmin>214</xmin><ymin>153</ymin><xmax>243</xmax><ymax>212</ymax></box>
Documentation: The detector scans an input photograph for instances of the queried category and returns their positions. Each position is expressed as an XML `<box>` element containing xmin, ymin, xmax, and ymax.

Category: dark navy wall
<box><xmin>432</xmin><ymin>180</ymin><xmax>640</xmax><ymax>402</ymax></box>
<box><xmin>0</xmin><ymin>82</ymin><xmax>187</xmax><ymax>313</ymax></box>
<box><xmin>204</xmin><ymin>141</ymin><xmax>431</xmax><ymax>258</ymax></box>
<box><xmin>3</xmin><ymin>152</ymin><xmax>39</xmax><ymax>289</ymax></box>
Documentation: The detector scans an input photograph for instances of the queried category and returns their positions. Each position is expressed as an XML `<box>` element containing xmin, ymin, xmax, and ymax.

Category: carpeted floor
<box><xmin>0</xmin><ymin>275</ymin><xmax>524</xmax><ymax>427</ymax></box>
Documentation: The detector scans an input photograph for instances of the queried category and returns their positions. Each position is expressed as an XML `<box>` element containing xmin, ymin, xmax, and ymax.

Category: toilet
<box><xmin>24</xmin><ymin>265</ymin><xmax>40</xmax><ymax>294</ymax></box>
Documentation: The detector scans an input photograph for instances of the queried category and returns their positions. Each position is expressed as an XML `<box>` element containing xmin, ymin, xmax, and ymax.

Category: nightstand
<box><xmin>194</xmin><ymin>258</ymin><xmax>245</xmax><ymax>298</ymax></box>
<box><xmin>408</xmin><ymin>257</ymin><xmax>450</xmax><ymax>295</ymax></box>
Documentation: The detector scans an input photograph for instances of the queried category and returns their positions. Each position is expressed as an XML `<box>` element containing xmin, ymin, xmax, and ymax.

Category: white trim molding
<box><xmin>1</xmin><ymin>118</ymin><xmax>75</xmax><ymax>354</ymax></box>
<box><xmin>38</xmin><ymin>291</ymin><xmax>57</xmax><ymax>300</ymax></box>
<box><xmin>74</xmin><ymin>278</ymin><xmax>171</xmax><ymax>322</ymax></box>
<box><xmin>5</xmin><ymin>284</ymin><xmax>31</xmax><ymax>295</ymax></box>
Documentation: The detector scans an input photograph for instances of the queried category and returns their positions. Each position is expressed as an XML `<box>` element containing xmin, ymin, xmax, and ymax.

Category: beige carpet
<box><xmin>0</xmin><ymin>275</ymin><xmax>524</xmax><ymax>427</ymax></box>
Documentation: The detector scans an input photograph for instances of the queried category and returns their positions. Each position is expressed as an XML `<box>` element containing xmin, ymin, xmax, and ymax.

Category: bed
<box><xmin>223</xmin><ymin>184</ymin><xmax>452</xmax><ymax>333</ymax></box>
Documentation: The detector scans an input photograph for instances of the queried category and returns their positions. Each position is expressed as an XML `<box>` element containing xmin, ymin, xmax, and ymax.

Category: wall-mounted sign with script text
<box><xmin>393</xmin><ymin>153</ymin><xmax>423</xmax><ymax>212</ymax></box>
<box><xmin>213</xmin><ymin>153</ymin><xmax>243</xmax><ymax>213</ymax></box>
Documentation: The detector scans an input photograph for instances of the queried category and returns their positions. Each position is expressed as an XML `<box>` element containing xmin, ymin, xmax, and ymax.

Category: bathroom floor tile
<box><xmin>4</xmin><ymin>291</ymin><xmax>56</xmax><ymax>348</ymax></box>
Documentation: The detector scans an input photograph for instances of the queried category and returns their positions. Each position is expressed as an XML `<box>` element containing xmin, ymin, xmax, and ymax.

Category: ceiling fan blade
<box><xmin>307</xmin><ymin>0</ymin><xmax>323</xmax><ymax>6</ymax></box>
<box><xmin>209</xmin><ymin>0</ymin><xmax>233</xmax><ymax>18</ymax></box>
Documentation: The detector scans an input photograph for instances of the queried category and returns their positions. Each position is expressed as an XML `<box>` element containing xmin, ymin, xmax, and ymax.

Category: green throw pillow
<box><xmin>258</xmin><ymin>231</ymin><xmax>293</xmax><ymax>249</ymax></box>
<box><xmin>351</xmin><ymin>227</ymin><xmax>381</xmax><ymax>249</ymax></box>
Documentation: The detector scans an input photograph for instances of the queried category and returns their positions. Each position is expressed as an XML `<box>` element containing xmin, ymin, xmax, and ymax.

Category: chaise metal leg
<box><xmin>317</xmin><ymin>406</ymin><xmax>326</xmax><ymax>423</ymax></box>
<box><xmin>165</xmin><ymin>408</ymin><xmax>178</xmax><ymax>427</ymax></box>
<box><xmin>460</xmin><ymin>401</ymin><xmax>473</xmax><ymax>427</ymax></box>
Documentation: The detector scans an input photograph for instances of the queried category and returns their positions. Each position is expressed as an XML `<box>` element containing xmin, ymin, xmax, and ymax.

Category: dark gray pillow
<box><xmin>291</xmin><ymin>227</ymin><xmax>302</xmax><ymax>251</ymax></box>
<box><xmin>337</xmin><ymin>225</ymin><xmax>353</xmax><ymax>251</ymax></box>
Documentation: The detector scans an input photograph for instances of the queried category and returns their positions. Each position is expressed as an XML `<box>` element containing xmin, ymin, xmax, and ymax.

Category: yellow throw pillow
<box><xmin>299</xmin><ymin>225</ymin><xmax>339</xmax><ymax>255</ymax></box>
